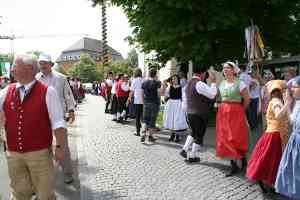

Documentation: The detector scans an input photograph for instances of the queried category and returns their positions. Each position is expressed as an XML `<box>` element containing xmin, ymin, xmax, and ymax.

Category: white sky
<box><xmin>0</xmin><ymin>0</ymin><xmax>133</xmax><ymax>60</ymax></box>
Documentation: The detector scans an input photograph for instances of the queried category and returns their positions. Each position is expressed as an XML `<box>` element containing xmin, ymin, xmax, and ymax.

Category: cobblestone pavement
<box><xmin>78</xmin><ymin>95</ymin><xmax>290</xmax><ymax>200</ymax></box>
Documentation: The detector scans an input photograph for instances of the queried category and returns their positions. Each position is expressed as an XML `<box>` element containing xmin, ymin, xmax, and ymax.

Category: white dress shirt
<box><xmin>121</xmin><ymin>82</ymin><xmax>130</xmax><ymax>92</ymax></box>
<box><xmin>106</xmin><ymin>79</ymin><xmax>113</xmax><ymax>87</ymax></box>
<box><xmin>0</xmin><ymin>80</ymin><xmax>66</xmax><ymax>130</ymax></box>
<box><xmin>181</xmin><ymin>78</ymin><xmax>217</xmax><ymax>111</ymax></box>
<box><xmin>195</xmin><ymin>81</ymin><xmax>217</xmax><ymax>99</ymax></box>
<box><xmin>36</xmin><ymin>70</ymin><xmax>76</xmax><ymax>113</ymax></box>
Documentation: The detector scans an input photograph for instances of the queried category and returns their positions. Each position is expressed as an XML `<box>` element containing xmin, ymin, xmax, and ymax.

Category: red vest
<box><xmin>116</xmin><ymin>81</ymin><xmax>129</xmax><ymax>97</ymax></box>
<box><xmin>105</xmin><ymin>80</ymin><xmax>112</xmax><ymax>93</ymax></box>
<box><xmin>3</xmin><ymin>81</ymin><xmax>52</xmax><ymax>153</ymax></box>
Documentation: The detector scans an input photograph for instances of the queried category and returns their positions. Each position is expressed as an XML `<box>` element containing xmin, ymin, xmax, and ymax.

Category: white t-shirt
<box><xmin>106</xmin><ymin>79</ymin><xmax>113</xmax><ymax>87</ymax></box>
<box><xmin>250</xmin><ymin>79</ymin><xmax>260</xmax><ymax>99</ymax></box>
<box><xmin>239</xmin><ymin>72</ymin><xmax>252</xmax><ymax>90</ymax></box>
<box><xmin>130</xmin><ymin>77</ymin><xmax>143</xmax><ymax>104</ymax></box>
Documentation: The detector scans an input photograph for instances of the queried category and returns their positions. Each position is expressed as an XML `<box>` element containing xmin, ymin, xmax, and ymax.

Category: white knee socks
<box><xmin>191</xmin><ymin>143</ymin><xmax>200</xmax><ymax>158</ymax></box>
<box><xmin>183</xmin><ymin>135</ymin><xmax>194</xmax><ymax>152</ymax></box>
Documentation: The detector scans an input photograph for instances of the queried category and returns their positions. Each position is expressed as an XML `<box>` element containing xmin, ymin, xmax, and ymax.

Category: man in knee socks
<box><xmin>180</xmin><ymin>67</ymin><xmax>217</xmax><ymax>163</ymax></box>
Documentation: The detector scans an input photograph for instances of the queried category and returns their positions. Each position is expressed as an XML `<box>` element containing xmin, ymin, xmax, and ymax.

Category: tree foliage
<box><xmin>26</xmin><ymin>50</ymin><xmax>43</xmax><ymax>58</ymax></box>
<box><xmin>103</xmin><ymin>59</ymin><xmax>133</xmax><ymax>77</ymax></box>
<box><xmin>68</xmin><ymin>53</ymin><xmax>101</xmax><ymax>83</ymax></box>
<box><xmin>127</xmin><ymin>48</ymin><xmax>138</xmax><ymax>68</ymax></box>
<box><xmin>0</xmin><ymin>53</ymin><xmax>13</xmax><ymax>63</ymax></box>
<box><xmin>91</xmin><ymin>0</ymin><xmax>300</xmax><ymax>66</ymax></box>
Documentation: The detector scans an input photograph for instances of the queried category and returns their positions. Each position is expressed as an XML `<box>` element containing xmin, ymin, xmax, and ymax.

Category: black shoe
<box><xmin>258</xmin><ymin>181</ymin><xmax>268</xmax><ymax>193</ymax></box>
<box><xmin>134</xmin><ymin>132</ymin><xmax>140</xmax><ymax>136</ymax></box>
<box><xmin>186</xmin><ymin>157</ymin><xmax>200</xmax><ymax>163</ymax></box>
<box><xmin>148</xmin><ymin>136</ymin><xmax>156</xmax><ymax>142</ymax></box>
<box><xmin>105</xmin><ymin>110</ymin><xmax>109</xmax><ymax>113</ymax></box>
<box><xmin>141</xmin><ymin>136</ymin><xmax>146</xmax><ymax>142</ymax></box>
<box><xmin>241</xmin><ymin>157</ymin><xmax>247</xmax><ymax>170</ymax></box>
<box><xmin>174</xmin><ymin>135</ymin><xmax>181</xmax><ymax>143</ymax></box>
<box><xmin>268</xmin><ymin>186</ymin><xmax>278</xmax><ymax>194</ymax></box>
<box><xmin>112</xmin><ymin>118</ymin><xmax>117</xmax><ymax>121</ymax></box>
<box><xmin>225</xmin><ymin>160</ymin><xmax>240</xmax><ymax>177</ymax></box>
<box><xmin>169</xmin><ymin>133</ymin><xmax>175</xmax><ymax>142</ymax></box>
<box><xmin>179</xmin><ymin>150</ymin><xmax>187</xmax><ymax>158</ymax></box>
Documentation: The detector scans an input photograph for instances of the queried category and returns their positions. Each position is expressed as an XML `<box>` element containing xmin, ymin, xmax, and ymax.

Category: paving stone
<box><xmin>77</xmin><ymin>95</ymin><xmax>290</xmax><ymax>200</ymax></box>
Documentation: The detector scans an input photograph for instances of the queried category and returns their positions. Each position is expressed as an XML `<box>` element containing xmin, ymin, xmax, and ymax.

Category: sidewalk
<box><xmin>0</xmin><ymin>123</ymin><xmax>80</xmax><ymax>199</ymax></box>
<box><xmin>77</xmin><ymin>95</ymin><xmax>288</xmax><ymax>200</ymax></box>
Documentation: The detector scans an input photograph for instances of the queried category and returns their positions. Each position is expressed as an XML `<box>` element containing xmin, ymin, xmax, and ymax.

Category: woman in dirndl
<box><xmin>216</xmin><ymin>61</ymin><xmax>250</xmax><ymax>177</ymax></box>
<box><xmin>163</xmin><ymin>75</ymin><xmax>188</xmax><ymax>142</ymax></box>
<box><xmin>246</xmin><ymin>80</ymin><xmax>289</xmax><ymax>193</ymax></box>
<box><xmin>275</xmin><ymin>76</ymin><xmax>300</xmax><ymax>199</ymax></box>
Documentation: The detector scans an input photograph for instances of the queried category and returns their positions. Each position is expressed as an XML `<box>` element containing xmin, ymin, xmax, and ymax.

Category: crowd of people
<box><xmin>0</xmin><ymin>52</ymin><xmax>300</xmax><ymax>199</ymax></box>
<box><xmin>101</xmin><ymin>63</ymin><xmax>300</xmax><ymax>199</ymax></box>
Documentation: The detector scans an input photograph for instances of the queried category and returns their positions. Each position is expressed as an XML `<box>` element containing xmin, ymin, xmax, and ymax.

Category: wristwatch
<box><xmin>69</xmin><ymin>109</ymin><xmax>75</xmax><ymax>113</ymax></box>
<box><xmin>56</xmin><ymin>145</ymin><xmax>61</xmax><ymax>148</ymax></box>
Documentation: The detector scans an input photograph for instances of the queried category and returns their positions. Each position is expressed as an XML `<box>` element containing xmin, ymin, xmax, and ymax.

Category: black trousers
<box><xmin>117</xmin><ymin>96</ymin><xmax>128</xmax><ymax>115</ymax></box>
<box><xmin>246</xmin><ymin>98</ymin><xmax>259</xmax><ymax>129</ymax></box>
<box><xmin>187</xmin><ymin>114</ymin><xmax>208</xmax><ymax>145</ymax></box>
<box><xmin>134</xmin><ymin>104</ymin><xmax>143</xmax><ymax>132</ymax></box>
<box><xmin>105</xmin><ymin>92</ymin><xmax>112</xmax><ymax>112</ymax></box>
<box><xmin>110</xmin><ymin>94</ymin><xmax>118</xmax><ymax>114</ymax></box>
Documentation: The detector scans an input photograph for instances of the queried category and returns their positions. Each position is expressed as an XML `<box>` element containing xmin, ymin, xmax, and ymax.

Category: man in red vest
<box><xmin>104</xmin><ymin>71</ymin><xmax>114</xmax><ymax>113</ymax></box>
<box><xmin>115</xmin><ymin>74</ymin><xmax>130</xmax><ymax>122</ymax></box>
<box><xmin>0</xmin><ymin>55</ymin><xmax>66</xmax><ymax>199</ymax></box>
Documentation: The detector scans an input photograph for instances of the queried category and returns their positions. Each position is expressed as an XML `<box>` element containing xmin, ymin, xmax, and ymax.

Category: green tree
<box><xmin>26</xmin><ymin>50</ymin><xmax>43</xmax><ymax>58</ymax></box>
<box><xmin>0</xmin><ymin>53</ymin><xmax>13</xmax><ymax>63</ymax></box>
<box><xmin>68</xmin><ymin>53</ymin><xmax>101</xmax><ymax>83</ymax></box>
<box><xmin>102</xmin><ymin>59</ymin><xmax>133</xmax><ymax>77</ymax></box>
<box><xmin>127</xmin><ymin>48</ymin><xmax>138</xmax><ymax>68</ymax></box>
<box><xmin>91</xmin><ymin>0</ymin><xmax>300</xmax><ymax>66</ymax></box>
<box><xmin>56</xmin><ymin>66</ymin><xmax>68</xmax><ymax>76</ymax></box>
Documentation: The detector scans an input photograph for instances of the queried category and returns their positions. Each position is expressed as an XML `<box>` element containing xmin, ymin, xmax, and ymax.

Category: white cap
<box><xmin>38</xmin><ymin>53</ymin><xmax>52</xmax><ymax>63</ymax></box>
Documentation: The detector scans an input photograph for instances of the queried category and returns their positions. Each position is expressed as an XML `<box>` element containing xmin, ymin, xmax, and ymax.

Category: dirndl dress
<box><xmin>246</xmin><ymin>100</ymin><xmax>289</xmax><ymax>185</ymax></box>
<box><xmin>275</xmin><ymin>100</ymin><xmax>300</xmax><ymax>199</ymax></box>
<box><xmin>163</xmin><ymin>86</ymin><xmax>188</xmax><ymax>131</ymax></box>
<box><xmin>216</xmin><ymin>80</ymin><xmax>248</xmax><ymax>160</ymax></box>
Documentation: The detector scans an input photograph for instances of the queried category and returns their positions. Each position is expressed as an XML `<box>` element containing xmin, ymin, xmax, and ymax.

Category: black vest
<box><xmin>186</xmin><ymin>78</ymin><xmax>211</xmax><ymax>115</ymax></box>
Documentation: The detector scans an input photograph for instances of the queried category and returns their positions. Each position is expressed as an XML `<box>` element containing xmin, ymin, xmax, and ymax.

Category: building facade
<box><xmin>56</xmin><ymin>37</ymin><xmax>123</xmax><ymax>70</ymax></box>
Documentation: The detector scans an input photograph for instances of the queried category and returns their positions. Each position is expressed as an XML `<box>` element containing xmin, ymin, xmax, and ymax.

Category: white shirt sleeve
<box><xmin>164</xmin><ymin>86</ymin><xmax>170</xmax><ymax>97</ymax></box>
<box><xmin>195</xmin><ymin>82</ymin><xmax>217</xmax><ymax>99</ymax></box>
<box><xmin>46</xmin><ymin>86</ymin><xmax>66</xmax><ymax>130</ymax></box>
<box><xmin>0</xmin><ymin>86</ymin><xmax>9</xmax><ymax>112</ymax></box>
<box><xmin>130</xmin><ymin>79</ymin><xmax>136</xmax><ymax>91</ymax></box>
<box><xmin>63</xmin><ymin>79</ymin><xmax>76</xmax><ymax>112</ymax></box>
<box><xmin>239</xmin><ymin>81</ymin><xmax>247</xmax><ymax>92</ymax></box>
<box><xmin>181</xmin><ymin>86</ymin><xmax>187</xmax><ymax>112</ymax></box>
<box><xmin>121</xmin><ymin>82</ymin><xmax>130</xmax><ymax>91</ymax></box>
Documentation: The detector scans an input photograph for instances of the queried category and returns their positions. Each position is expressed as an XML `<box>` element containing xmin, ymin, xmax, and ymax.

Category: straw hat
<box><xmin>267</xmin><ymin>80</ymin><xmax>287</xmax><ymax>95</ymax></box>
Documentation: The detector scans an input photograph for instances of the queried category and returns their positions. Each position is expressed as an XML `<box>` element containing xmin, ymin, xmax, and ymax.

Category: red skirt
<box><xmin>246</xmin><ymin>132</ymin><xmax>282</xmax><ymax>185</ymax></box>
<box><xmin>216</xmin><ymin>102</ymin><xmax>248</xmax><ymax>159</ymax></box>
